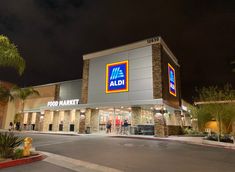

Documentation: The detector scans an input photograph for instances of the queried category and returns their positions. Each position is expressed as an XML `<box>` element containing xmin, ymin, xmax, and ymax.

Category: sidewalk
<box><xmin>110</xmin><ymin>134</ymin><xmax>235</xmax><ymax>150</ymax></box>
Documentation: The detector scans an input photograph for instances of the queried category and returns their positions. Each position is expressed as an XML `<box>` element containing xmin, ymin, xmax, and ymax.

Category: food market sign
<box><xmin>47</xmin><ymin>99</ymin><xmax>79</xmax><ymax>107</ymax></box>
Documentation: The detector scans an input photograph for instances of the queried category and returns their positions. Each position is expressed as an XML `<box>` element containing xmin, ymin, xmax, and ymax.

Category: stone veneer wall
<box><xmin>35</xmin><ymin>113</ymin><xmax>40</xmax><ymax>131</ymax></box>
<box><xmin>27</xmin><ymin>113</ymin><xmax>32</xmax><ymax>128</ymax></box>
<box><xmin>78</xmin><ymin>108</ymin><xmax>91</xmax><ymax>133</ymax></box>
<box><xmin>152</xmin><ymin>44</ymin><xmax>162</xmax><ymax>99</ymax></box>
<box><xmin>81</xmin><ymin>60</ymin><xmax>89</xmax><ymax>104</ymax></box>
<box><xmin>52</xmin><ymin>111</ymin><xmax>59</xmax><ymax>131</ymax></box>
<box><xmin>167</xmin><ymin>126</ymin><xmax>183</xmax><ymax>135</ymax></box>
<box><xmin>131</xmin><ymin>107</ymin><xmax>141</xmax><ymax>126</ymax></box>
<box><xmin>90</xmin><ymin>109</ymin><xmax>99</xmax><ymax>133</ymax></box>
<box><xmin>63</xmin><ymin>111</ymin><xmax>70</xmax><ymax>132</ymax></box>
<box><xmin>42</xmin><ymin>111</ymin><xmax>51</xmax><ymax>131</ymax></box>
<box><xmin>154</xmin><ymin>115</ymin><xmax>168</xmax><ymax>137</ymax></box>
<box><xmin>54</xmin><ymin>84</ymin><xmax>60</xmax><ymax>100</ymax></box>
<box><xmin>74</xmin><ymin>110</ymin><xmax>80</xmax><ymax>132</ymax></box>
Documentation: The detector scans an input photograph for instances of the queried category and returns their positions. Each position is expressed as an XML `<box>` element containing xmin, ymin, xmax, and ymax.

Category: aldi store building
<box><xmin>3</xmin><ymin>37</ymin><xmax>191</xmax><ymax>136</ymax></box>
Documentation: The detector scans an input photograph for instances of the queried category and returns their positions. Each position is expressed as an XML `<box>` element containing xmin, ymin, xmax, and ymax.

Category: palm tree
<box><xmin>0</xmin><ymin>85</ymin><xmax>14</xmax><ymax>103</ymax></box>
<box><xmin>12</xmin><ymin>87</ymin><xmax>39</xmax><ymax>128</ymax></box>
<box><xmin>13</xmin><ymin>87</ymin><xmax>40</xmax><ymax>113</ymax></box>
<box><xmin>0</xmin><ymin>35</ymin><xmax>25</xmax><ymax>75</ymax></box>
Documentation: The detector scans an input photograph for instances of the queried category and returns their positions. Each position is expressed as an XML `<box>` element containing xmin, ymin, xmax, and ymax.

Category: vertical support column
<box><xmin>131</xmin><ymin>107</ymin><xmax>141</xmax><ymax>126</ymax></box>
<box><xmin>42</xmin><ymin>111</ymin><xmax>51</xmax><ymax>131</ymax></box>
<box><xmin>174</xmin><ymin>110</ymin><xmax>182</xmax><ymax>126</ymax></box>
<box><xmin>63</xmin><ymin>110</ymin><xmax>70</xmax><ymax>132</ymax></box>
<box><xmin>35</xmin><ymin>112</ymin><xmax>40</xmax><ymax>131</ymax></box>
<box><xmin>91</xmin><ymin>109</ymin><xmax>99</xmax><ymax>133</ymax></box>
<box><xmin>81</xmin><ymin>60</ymin><xmax>90</xmax><ymax>104</ymax></box>
<box><xmin>85</xmin><ymin>109</ymin><xmax>91</xmax><ymax>132</ymax></box>
<box><xmin>69</xmin><ymin>109</ymin><xmax>76</xmax><ymax>132</ymax></box>
<box><xmin>59</xmin><ymin>111</ymin><xmax>64</xmax><ymax>131</ymax></box>
<box><xmin>154</xmin><ymin>113</ymin><xmax>166</xmax><ymax>137</ymax></box>
<box><xmin>31</xmin><ymin>112</ymin><xmax>36</xmax><ymax>130</ymax></box>
<box><xmin>27</xmin><ymin>113</ymin><xmax>32</xmax><ymax>130</ymax></box>
<box><xmin>52</xmin><ymin>111</ymin><xmax>59</xmax><ymax>131</ymax></box>
<box><xmin>23</xmin><ymin>113</ymin><xmax>28</xmax><ymax>130</ymax></box>
<box><xmin>152</xmin><ymin>44</ymin><xmax>162</xmax><ymax>99</ymax></box>
<box><xmin>74</xmin><ymin>110</ymin><xmax>80</xmax><ymax>133</ymax></box>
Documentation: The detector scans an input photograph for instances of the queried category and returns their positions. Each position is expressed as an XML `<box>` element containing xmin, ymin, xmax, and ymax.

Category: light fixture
<box><xmin>80</xmin><ymin>108</ymin><xmax>86</xmax><ymax>113</ymax></box>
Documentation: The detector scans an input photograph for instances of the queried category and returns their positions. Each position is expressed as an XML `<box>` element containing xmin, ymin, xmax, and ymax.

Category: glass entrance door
<box><xmin>99</xmin><ymin>108</ymin><xmax>131</xmax><ymax>133</ymax></box>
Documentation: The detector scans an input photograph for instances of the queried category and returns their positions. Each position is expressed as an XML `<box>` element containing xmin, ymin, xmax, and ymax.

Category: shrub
<box><xmin>0</xmin><ymin>132</ymin><xmax>24</xmax><ymax>158</ymax></box>
<box><xmin>205</xmin><ymin>134</ymin><xmax>234</xmax><ymax>143</ymax></box>
<box><xmin>13</xmin><ymin>148</ymin><xmax>24</xmax><ymax>159</ymax></box>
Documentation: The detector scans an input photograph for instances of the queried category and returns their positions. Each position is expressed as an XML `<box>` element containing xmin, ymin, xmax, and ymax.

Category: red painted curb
<box><xmin>0</xmin><ymin>153</ymin><xmax>46</xmax><ymax>169</ymax></box>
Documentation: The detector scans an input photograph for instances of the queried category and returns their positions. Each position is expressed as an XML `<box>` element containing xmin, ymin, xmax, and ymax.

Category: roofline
<box><xmin>28</xmin><ymin>79</ymin><xmax>82</xmax><ymax>89</ymax></box>
<box><xmin>194</xmin><ymin>100</ymin><xmax>235</xmax><ymax>105</ymax></box>
<box><xmin>83</xmin><ymin>36</ymin><xmax>180</xmax><ymax>66</ymax></box>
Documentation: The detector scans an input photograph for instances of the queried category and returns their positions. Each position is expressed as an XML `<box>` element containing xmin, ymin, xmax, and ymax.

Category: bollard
<box><xmin>23</xmin><ymin>137</ymin><xmax>33</xmax><ymax>156</ymax></box>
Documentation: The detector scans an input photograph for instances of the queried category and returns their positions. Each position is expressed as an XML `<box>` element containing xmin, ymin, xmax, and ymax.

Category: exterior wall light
<box><xmin>80</xmin><ymin>108</ymin><xmax>86</xmax><ymax>113</ymax></box>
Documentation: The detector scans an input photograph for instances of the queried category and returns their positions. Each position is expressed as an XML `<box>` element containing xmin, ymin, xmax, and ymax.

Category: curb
<box><xmin>0</xmin><ymin>153</ymin><xmax>46</xmax><ymax>169</ymax></box>
<box><xmin>110</xmin><ymin>135</ymin><xmax>235</xmax><ymax>150</ymax></box>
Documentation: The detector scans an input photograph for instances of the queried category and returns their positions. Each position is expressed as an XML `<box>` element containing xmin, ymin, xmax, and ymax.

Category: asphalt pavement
<box><xmin>2</xmin><ymin>133</ymin><xmax>235</xmax><ymax>172</ymax></box>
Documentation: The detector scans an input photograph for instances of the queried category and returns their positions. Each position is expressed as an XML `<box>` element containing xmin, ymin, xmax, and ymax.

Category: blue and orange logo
<box><xmin>168</xmin><ymin>63</ymin><xmax>176</xmax><ymax>96</ymax></box>
<box><xmin>106</xmin><ymin>60</ymin><xmax>128</xmax><ymax>93</ymax></box>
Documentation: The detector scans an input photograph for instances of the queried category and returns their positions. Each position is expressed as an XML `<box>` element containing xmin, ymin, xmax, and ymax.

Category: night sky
<box><xmin>0</xmin><ymin>0</ymin><xmax>235</xmax><ymax>102</ymax></box>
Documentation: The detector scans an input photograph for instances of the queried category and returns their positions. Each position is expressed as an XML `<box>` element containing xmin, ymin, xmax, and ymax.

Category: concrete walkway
<box><xmin>40</xmin><ymin>151</ymin><xmax>123</xmax><ymax>172</ymax></box>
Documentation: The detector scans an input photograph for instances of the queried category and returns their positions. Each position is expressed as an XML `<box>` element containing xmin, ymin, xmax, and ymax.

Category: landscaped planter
<box><xmin>0</xmin><ymin>153</ymin><xmax>45</xmax><ymax>169</ymax></box>
<box><xmin>202</xmin><ymin>139</ymin><xmax>235</xmax><ymax>149</ymax></box>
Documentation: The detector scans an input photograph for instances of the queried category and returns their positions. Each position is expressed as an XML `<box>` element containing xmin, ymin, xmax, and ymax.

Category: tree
<box><xmin>0</xmin><ymin>85</ymin><xmax>14</xmax><ymax>103</ymax></box>
<box><xmin>195</xmin><ymin>84</ymin><xmax>235</xmax><ymax>140</ymax></box>
<box><xmin>13</xmin><ymin>87</ymin><xmax>39</xmax><ymax>113</ymax></box>
<box><xmin>0</xmin><ymin>35</ymin><xmax>25</xmax><ymax>75</ymax></box>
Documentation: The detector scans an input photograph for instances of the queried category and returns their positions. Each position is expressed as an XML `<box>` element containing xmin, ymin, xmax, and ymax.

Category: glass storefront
<box><xmin>99</xmin><ymin>108</ymin><xmax>131</xmax><ymax>133</ymax></box>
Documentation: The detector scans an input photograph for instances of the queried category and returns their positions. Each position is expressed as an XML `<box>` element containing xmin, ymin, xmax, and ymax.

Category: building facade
<box><xmin>2</xmin><ymin>37</ymin><xmax>192</xmax><ymax>135</ymax></box>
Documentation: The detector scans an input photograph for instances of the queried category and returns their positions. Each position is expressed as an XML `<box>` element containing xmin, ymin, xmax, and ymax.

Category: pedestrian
<box><xmin>16</xmin><ymin>122</ymin><xmax>20</xmax><ymax>131</ymax></box>
<box><xmin>123</xmin><ymin>120</ymin><xmax>129</xmax><ymax>135</ymax></box>
<box><xmin>106</xmin><ymin>120</ymin><xmax>112</xmax><ymax>133</ymax></box>
<box><xmin>9</xmin><ymin>122</ymin><xmax>14</xmax><ymax>131</ymax></box>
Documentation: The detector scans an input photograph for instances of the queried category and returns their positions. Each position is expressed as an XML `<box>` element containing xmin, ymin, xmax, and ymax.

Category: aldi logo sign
<box><xmin>168</xmin><ymin>63</ymin><xmax>176</xmax><ymax>96</ymax></box>
<box><xmin>106</xmin><ymin>60</ymin><xmax>128</xmax><ymax>93</ymax></box>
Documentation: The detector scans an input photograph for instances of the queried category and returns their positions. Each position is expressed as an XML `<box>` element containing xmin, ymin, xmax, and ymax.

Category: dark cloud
<box><xmin>0</xmin><ymin>0</ymin><xmax>235</xmax><ymax>102</ymax></box>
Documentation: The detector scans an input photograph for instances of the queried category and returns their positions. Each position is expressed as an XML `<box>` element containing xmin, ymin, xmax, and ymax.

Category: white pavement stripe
<box><xmin>40</xmin><ymin>151</ymin><xmax>123</xmax><ymax>172</ymax></box>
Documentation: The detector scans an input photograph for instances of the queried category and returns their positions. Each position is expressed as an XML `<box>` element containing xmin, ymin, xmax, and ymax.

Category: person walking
<box><xmin>106</xmin><ymin>120</ymin><xmax>112</xmax><ymax>133</ymax></box>
<box><xmin>123</xmin><ymin>120</ymin><xmax>129</xmax><ymax>135</ymax></box>
<box><xmin>8</xmin><ymin>122</ymin><xmax>14</xmax><ymax>131</ymax></box>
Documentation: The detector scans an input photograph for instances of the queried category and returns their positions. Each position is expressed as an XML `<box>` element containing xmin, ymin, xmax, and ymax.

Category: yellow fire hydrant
<box><xmin>23</xmin><ymin>137</ymin><xmax>33</xmax><ymax>157</ymax></box>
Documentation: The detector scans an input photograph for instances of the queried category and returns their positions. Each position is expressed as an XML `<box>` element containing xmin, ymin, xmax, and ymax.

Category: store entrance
<box><xmin>99</xmin><ymin>108</ymin><xmax>131</xmax><ymax>133</ymax></box>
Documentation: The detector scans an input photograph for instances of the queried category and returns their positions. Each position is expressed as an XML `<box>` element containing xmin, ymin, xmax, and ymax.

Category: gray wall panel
<box><xmin>128</xmin><ymin>46</ymin><xmax>152</xmax><ymax>59</ymax></box>
<box><xmin>59</xmin><ymin>80</ymin><xmax>82</xmax><ymax>100</ymax></box>
<box><xmin>88</xmin><ymin>45</ymin><xmax>153</xmax><ymax>104</ymax></box>
<box><xmin>128</xmin><ymin>90</ymin><xmax>153</xmax><ymax>101</ymax></box>
<box><xmin>129</xmin><ymin>56</ymin><xmax>152</xmax><ymax>69</ymax></box>
<box><xmin>129</xmin><ymin>67</ymin><xmax>152</xmax><ymax>80</ymax></box>
<box><xmin>129</xmin><ymin>78</ymin><xmax>153</xmax><ymax>91</ymax></box>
